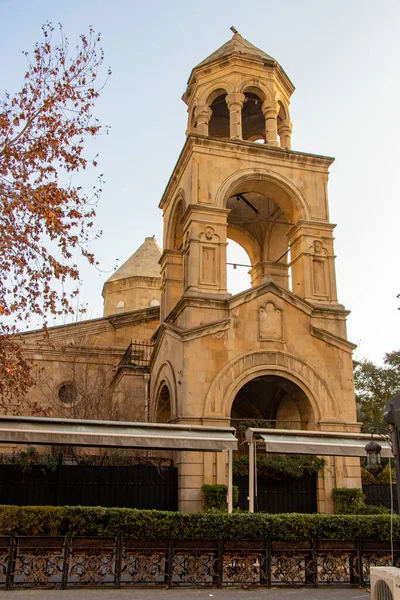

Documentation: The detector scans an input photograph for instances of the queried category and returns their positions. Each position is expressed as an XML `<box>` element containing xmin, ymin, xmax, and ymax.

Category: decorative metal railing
<box><xmin>0</xmin><ymin>535</ymin><xmax>398</xmax><ymax>589</ymax></box>
<box><xmin>118</xmin><ymin>341</ymin><xmax>153</xmax><ymax>368</ymax></box>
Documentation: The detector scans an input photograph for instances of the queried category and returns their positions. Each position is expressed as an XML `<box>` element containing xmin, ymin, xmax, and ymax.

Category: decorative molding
<box><xmin>204</xmin><ymin>350</ymin><xmax>337</xmax><ymax>420</ymax></box>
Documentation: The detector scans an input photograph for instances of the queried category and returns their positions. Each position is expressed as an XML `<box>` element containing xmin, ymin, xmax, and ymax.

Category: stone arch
<box><xmin>165</xmin><ymin>189</ymin><xmax>185</xmax><ymax>250</ymax></box>
<box><xmin>275</xmin><ymin>93</ymin><xmax>290</xmax><ymax>118</ymax></box>
<box><xmin>226</xmin><ymin>224</ymin><xmax>262</xmax><ymax>266</ymax></box>
<box><xmin>151</xmin><ymin>360</ymin><xmax>177</xmax><ymax>421</ymax></box>
<box><xmin>200</xmin><ymin>82</ymin><xmax>234</xmax><ymax>106</ymax></box>
<box><xmin>215</xmin><ymin>168</ymin><xmax>311</xmax><ymax>223</ymax></box>
<box><xmin>236</xmin><ymin>79</ymin><xmax>272</xmax><ymax>102</ymax></box>
<box><xmin>204</xmin><ymin>350</ymin><xmax>338</xmax><ymax>422</ymax></box>
<box><xmin>262</xmin><ymin>209</ymin><xmax>291</xmax><ymax>262</ymax></box>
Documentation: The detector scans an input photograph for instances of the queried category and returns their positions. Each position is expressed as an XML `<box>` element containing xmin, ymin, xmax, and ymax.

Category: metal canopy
<box><xmin>245</xmin><ymin>428</ymin><xmax>393</xmax><ymax>513</ymax></box>
<box><xmin>245</xmin><ymin>428</ymin><xmax>392</xmax><ymax>458</ymax></box>
<box><xmin>0</xmin><ymin>416</ymin><xmax>238</xmax><ymax>452</ymax></box>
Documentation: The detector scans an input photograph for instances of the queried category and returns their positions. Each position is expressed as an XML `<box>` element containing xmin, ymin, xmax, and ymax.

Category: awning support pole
<box><xmin>249</xmin><ymin>436</ymin><xmax>254</xmax><ymax>513</ymax></box>
<box><xmin>227</xmin><ymin>448</ymin><xmax>233</xmax><ymax>513</ymax></box>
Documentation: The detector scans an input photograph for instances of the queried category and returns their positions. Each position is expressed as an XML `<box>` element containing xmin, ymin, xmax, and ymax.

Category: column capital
<box><xmin>261</xmin><ymin>101</ymin><xmax>278</xmax><ymax>118</ymax></box>
<box><xmin>194</xmin><ymin>104</ymin><xmax>212</xmax><ymax>121</ymax></box>
<box><xmin>278</xmin><ymin>119</ymin><xmax>292</xmax><ymax>134</ymax></box>
<box><xmin>225</xmin><ymin>92</ymin><xmax>245</xmax><ymax>109</ymax></box>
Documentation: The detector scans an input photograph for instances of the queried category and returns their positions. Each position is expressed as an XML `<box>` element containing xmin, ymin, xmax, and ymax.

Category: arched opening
<box><xmin>226</xmin><ymin>239</ymin><xmax>252</xmax><ymax>295</ymax></box>
<box><xmin>208</xmin><ymin>93</ymin><xmax>230</xmax><ymax>139</ymax></box>
<box><xmin>167</xmin><ymin>198</ymin><xmax>184</xmax><ymax>251</ymax></box>
<box><xmin>156</xmin><ymin>384</ymin><xmax>171</xmax><ymax>423</ymax></box>
<box><xmin>231</xmin><ymin>374</ymin><xmax>314</xmax><ymax>437</ymax></box>
<box><xmin>242</xmin><ymin>92</ymin><xmax>265</xmax><ymax>142</ymax></box>
<box><xmin>230</xmin><ymin>374</ymin><xmax>318</xmax><ymax>513</ymax></box>
<box><xmin>226</xmin><ymin>189</ymin><xmax>291</xmax><ymax>290</ymax></box>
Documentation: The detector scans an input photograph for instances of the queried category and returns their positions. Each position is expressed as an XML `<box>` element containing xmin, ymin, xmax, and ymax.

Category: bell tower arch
<box><xmin>152</xmin><ymin>31</ymin><xmax>359</xmax><ymax>512</ymax></box>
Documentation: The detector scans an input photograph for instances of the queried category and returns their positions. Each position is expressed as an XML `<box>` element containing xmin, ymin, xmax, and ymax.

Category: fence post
<box><xmin>357</xmin><ymin>539</ymin><xmax>364</xmax><ymax>587</ymax></box>
<box><xmin>311</xmin><ymin>537</ymin><xmax>318</xmax><ymax>587</ymax></box>
<box><xmin>5</xmin><ymin>533</ymin><xmax>16</xmax><ymax>590</ymax></box>
<box><xmin>166</xmin><ymin>539</ymin><xmax>173</xmax><ymax>588</ymax></box>
<box><xmin>61</xmin><ymin>534</ymin><xmax>71</xmax><ymax>590</ymax></box>
<box><xmin>115</xmin><ymin>534</ymin><xmax>123</xmax><ymax>588</ymax></box>
<box><xmin>217</xmin><ymin>539</ymin><xmax>223</xmax><ymax>588</ymax></box>
<box><xmin>263</xmin><ymin>538</ymin><xmax>271</xmax><ymax>588</ymax></box>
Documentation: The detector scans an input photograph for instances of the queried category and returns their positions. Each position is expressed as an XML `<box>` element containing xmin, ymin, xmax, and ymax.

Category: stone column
<box><xmin>278</xmin><ymin>119</ymin><xmax>293</xmax><ymax>150</ymax></box>
<box><xmin>226</xmin><ymin>93</ymin><xmax>245</xmax><ymax>139</ymax></box>
<box><xmin>194</xmin><ymin>105</ymin><xmax>212</xmax><ymax>136</ymax></box>
<box><xmin>262</xmin><ymin>102</ymin><xmax>279</xmax><ymax>146</ymax></box>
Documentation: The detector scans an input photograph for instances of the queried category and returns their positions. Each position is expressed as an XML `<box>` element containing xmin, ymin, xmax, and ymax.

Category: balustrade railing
<box><xmin>0</xmin><ymin>535</ymin><xmax>398</xmax><ymax>589</ymax></box>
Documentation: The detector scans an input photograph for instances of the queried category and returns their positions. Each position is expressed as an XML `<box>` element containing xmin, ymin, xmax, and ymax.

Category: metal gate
<box><xmin>234</xmin><ymin>473</ymin><xmax>317</xmax><ymax>513</ymax></box>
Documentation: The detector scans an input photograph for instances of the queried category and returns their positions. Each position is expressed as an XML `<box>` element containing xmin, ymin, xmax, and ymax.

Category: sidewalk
<box><xmin>0</xmin><ymin>587</ymin><xmax>370</xmax><ymax>598</ymax></box>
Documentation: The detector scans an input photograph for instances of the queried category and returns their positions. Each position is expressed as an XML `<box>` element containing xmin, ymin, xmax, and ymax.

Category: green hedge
<box><xmin>0</xmin><ymin>505</ymin><xmax>399</xmax><ymax>541</ymax></box>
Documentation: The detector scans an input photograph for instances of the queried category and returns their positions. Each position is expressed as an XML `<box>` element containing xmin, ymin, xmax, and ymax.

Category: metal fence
<box><xmin>0</xmin><ymin>464</ymin><xmax>178</xmax><ymax>511</ymax></box>
<box><xmin>234</xmin><ymin>473</ymin><xmax>317</xmax><ymax>513</ymax></box>
<box><xmin>0</xmin><ymin>535</ymin><xmax>398</xmax><ymax>589</ymax></box>
<box><xmin>363</xmin><ymin>484</ymin><xmax>399</xmax><ymax>512</ymax></box>
<box><xmin>119</xmin><ymin>341</ymin><xmax>153</xmax><ymax>368</ymax></box>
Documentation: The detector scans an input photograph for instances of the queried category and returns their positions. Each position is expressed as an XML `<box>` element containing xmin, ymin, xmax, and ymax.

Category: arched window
<box><xmin>209</xmin><ymin>93</ymin><xmax>230</xmax><ymax>139</ymax></box>
<box><xmin>242</xmin><ymin>92</ymin><xmax>265</xmax><ymax>142</ymax></box>
<box><xmin>116</xmin><ymin>300</ymin><xmax>125</xmax><ymax>313</ymax></box>
<box><xmin>156</xmin><ymin>384</ymin><xmax>171</xmax><ymax>423</ymax></box>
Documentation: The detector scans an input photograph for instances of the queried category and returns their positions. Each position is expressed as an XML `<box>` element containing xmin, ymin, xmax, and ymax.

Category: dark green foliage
<box><xmin>0</xmin><ymin>505</ymin><xmax>399</xmax><ymax>540</ymax></box>
<box><xmin>12</xmin><ymin>446</ymin><xmax>59</xmax><ymax>474</ymax></box>
<box><xmin>201</xmin><ymin>484</ymin><xmax>239</xmax><ymax>511</ymax></box>
<box><xmin>361</xmin><ymin>467</ymin><xmax>376</xmax><ymax>485</ymax></box>
<box><xmin>333</xmin><ymin>488</ymin><xmax>366</xmax><ymax>514</ymax></box>
<box><xmin>377</xmin><ymin>464</ymin><xmax>397</xmax><ymax>484</ymax></box>
<box><xmin>333</xmin><ymin>488</ymin><xmax>390</xmax><ymax>515</ymax></box>
<box><xmin>354</xmin><ymin>350</ymin><xmax>400</xmax><ymax>432</ymax></box>
<box><xmin>233</xmin><ymin>454</ymin><xmax>325</xmax><ymax>480</ymax></box>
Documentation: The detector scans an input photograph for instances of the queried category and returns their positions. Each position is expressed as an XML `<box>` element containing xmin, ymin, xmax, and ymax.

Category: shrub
<box><xmin>333</xmin><ymin>488</ymin><xmax>366</xmax><ymax>514</ymax></box>
<box><xmin>333</xmin><ymin>488</ymin><xmax>390</xmax><ymax>515</ymax></box>
<box><xmin>0</xmin><ymin>505</ymin><xmax>399</xmax><ymax>541</ymax></box>
<box><xmin>377</xmin><ymin>465</ymin><xmax>397</xmax><ymax>484</ymax></box>
<box><xmin>201</xmin><ymin>484</ymin><xmax>239</xmax><ymax>511</ymax></box>
<box><xmin>233</xmin><ymin>454</ymin><xmax>325</xmax><ymax>480</ymax></box>
<box><xmin>361</xmin><ymin>467</ymin><xmax>376</xmax><ymax>485</ymax></box>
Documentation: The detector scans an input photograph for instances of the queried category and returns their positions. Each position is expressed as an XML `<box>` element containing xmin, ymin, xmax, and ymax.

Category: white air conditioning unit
<box><xmin>371</xmin><ymin>567</ymin><xmax>400</xmax><ymax>600</ymax></box>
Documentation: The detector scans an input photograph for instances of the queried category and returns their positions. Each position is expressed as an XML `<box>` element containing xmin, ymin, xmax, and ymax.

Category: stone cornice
<box><xmin>21</xmin><ymin>306</ymin><xmax>160</xmax><ymax>343</ymax></box>
<box><xmin>159</xmin><ymin>134</ymin><xmax>335</xmax><ymax>212</ymax></box>
<box><xmin>311</xmin><ymin>326</ymin><xmax>356</xmax><ymax>353</ymax></box>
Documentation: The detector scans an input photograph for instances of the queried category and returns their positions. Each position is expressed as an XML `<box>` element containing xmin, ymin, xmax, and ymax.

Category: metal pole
<box><xmin>249</xmin><ymin>435</ymin><xmax>254</xmax><ymax>512</ymax></box>
<box><xmin>227</xmin><ymin>449</ymin><xmax>233</xmax><ymax>513</ymax></box>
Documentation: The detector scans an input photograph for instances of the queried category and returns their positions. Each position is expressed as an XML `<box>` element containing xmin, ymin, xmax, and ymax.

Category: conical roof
<box><xmin>106</xmin><ymin>237</ymin><xmax>162</xmax><ymax>283</ymax></box>
<box><xmin>195</xmin><ymin>33</ymin><xmax>275</xmax><ymax>69</ymax></box>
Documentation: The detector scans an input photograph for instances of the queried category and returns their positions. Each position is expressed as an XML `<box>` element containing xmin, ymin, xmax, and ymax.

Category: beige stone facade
<box><xmin>150</xmin><ymin>33</ymin><xmax>360</xmax><ymax>512</ymax></box>
<box><xmin>17</xmin><ymin>33</ymin><xmax>360</xmax><ymax>513</ymax></box>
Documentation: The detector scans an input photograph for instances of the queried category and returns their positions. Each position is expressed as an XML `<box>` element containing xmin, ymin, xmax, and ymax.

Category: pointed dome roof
<box><xmin>195</xmin><ymin>33</ymin><xmax>275</xmax><ymax>69</ymax></box>
<box><xmin>106</xmin><ymin>237</ymin><xmax>162</xmax><ymax>283</ymax></box>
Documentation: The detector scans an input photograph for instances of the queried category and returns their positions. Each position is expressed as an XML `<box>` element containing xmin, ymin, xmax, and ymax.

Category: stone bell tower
<box><xmin>150</xmin><ymin>32</ymin><xmax>360</xmax><ymax>513</ymax></box>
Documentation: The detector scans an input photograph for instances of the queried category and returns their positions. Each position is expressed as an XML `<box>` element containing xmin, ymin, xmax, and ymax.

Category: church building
<box><xmin>19</xmin><ymin>32</ymin><xmax>360</xmax><ymax>513</ymax></box>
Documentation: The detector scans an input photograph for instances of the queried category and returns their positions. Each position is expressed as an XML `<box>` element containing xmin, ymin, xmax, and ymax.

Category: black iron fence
<box><xmin>363</xmin><ymin>484</ymin><xmax>398</xmax><ymax>512</ymax></box>
<box><xmin>0</xmin><ymin>535</ymin><xmax>398</xmax><ymax>589</ymax></box>
<box><xmin>119</xmin><ymin>341</ymin><xmax>153</xmax><ymax>367</ymax></box>
<box><xmin>0</xmin><ymin>464</ymin><xmax>178</xmax><ymax>511</ymax></box>
<box><xmin>234</xmin><ymin>473</ymin><xmax>317</xmax><ymax>513</ymax></box>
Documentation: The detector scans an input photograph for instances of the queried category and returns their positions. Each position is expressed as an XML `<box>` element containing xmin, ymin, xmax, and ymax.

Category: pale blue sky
<box><xmin>1</xmin><ymin>0</ymin><xmax>399</xmax><ymax>364</ymax></box>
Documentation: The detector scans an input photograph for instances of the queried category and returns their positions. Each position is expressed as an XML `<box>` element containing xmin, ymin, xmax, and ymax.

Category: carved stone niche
<box><xmin>310</xmin><ymin>240</ymin><xmax>329</xmax><ymax>297</ymax></box>
<box><xmin>259</xmin><ymin>302</ymin><xmax>283</xmax><ymax>341</ymax></box>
